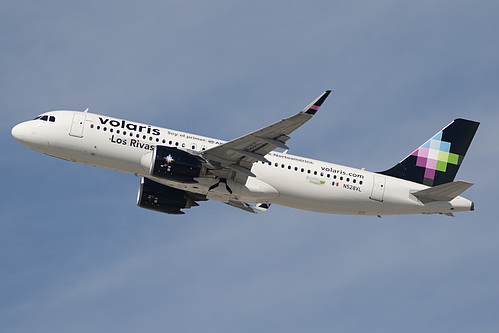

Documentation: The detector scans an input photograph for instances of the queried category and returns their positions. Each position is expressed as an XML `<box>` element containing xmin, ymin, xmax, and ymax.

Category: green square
<box><xmin>448</xmin><ymin>153</ymin><xmax>459</xmax><ymax>165</ymax></box>
<box><xmin>438</xmin><ymin>151</ymin><xmax>449</xmax><ymax>162</ymax></box>
<box><xmin>436</xmin><ymin>160</ymin><xmax>447</xmax><ymax>172</ymax></box>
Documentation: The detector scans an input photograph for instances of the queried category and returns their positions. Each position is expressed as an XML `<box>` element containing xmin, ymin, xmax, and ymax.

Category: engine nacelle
<box><xmin>147</xmin><ymin>146</ymin><xmax>203</xmax><ymax>181</ymax></box>
<box><xmin>137</xmin><ymin>177</ymin><xmax>198</xmax><ymax>215</ymax></box>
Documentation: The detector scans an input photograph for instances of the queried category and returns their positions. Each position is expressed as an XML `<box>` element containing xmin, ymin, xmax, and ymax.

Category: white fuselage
<box><xmin>11</xmin><ymin>110</ymin><xmax>474</xmax><ymax>216</ymax></box>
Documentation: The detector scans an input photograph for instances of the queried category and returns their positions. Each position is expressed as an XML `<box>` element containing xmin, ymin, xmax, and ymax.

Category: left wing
<box><xmin>201</xmin><ymin>90</ymin><xmax>331</xmax><ymax>183</ymax></box>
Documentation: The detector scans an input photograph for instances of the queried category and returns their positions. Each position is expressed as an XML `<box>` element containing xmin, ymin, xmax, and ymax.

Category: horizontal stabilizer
<box><xmin>413</xmin><ymin>181</ymin><xmax>473</xmax><ymax>202</ymax></box>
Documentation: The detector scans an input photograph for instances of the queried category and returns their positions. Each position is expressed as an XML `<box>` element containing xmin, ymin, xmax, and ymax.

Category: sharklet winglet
<box><xmin>303</xmin><ymin>90</ymin><xmax>332</xmax><ymax>115</ymax></box>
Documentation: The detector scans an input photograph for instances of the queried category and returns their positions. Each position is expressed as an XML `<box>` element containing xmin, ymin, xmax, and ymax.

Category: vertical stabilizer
<box><xmin>379</xmin><ymin>118</ymin><xmax>479</xmax><ymax>186</ymax></box>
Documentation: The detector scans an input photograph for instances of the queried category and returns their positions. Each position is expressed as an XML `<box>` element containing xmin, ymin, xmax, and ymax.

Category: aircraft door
<box><xmin>69</xmin><ymin>113</ymin><xmax>86</xmax><ymax>138</ymax></box>
<box><xmin>370</xmin><ymin>175</ymin><xmax>386</xmax><ymax>202</ymax></box>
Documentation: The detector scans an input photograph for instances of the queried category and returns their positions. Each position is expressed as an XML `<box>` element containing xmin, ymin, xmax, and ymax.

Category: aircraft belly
<box><xmin>89</xmin><ymin>143</ymin><xmax>148</xmax><ymax>174</ymax></box>
<box><xmin>260</xmin><ymin>170</ymin><xmax>434</xmax><ymax>215</ymax></box>
<box><xmin>45</xmin><ymin>131</ymin><xmax>148</xmax><ymax>175</ymax></box>
<box><xmin>259</xmin><ymin>172</ymin><xmax>370</xmax><ymax>214</ymax></box>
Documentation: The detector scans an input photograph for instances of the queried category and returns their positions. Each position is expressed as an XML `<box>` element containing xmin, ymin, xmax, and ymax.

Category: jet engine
<box><xmin>137</xmin><ymin>177</ymin><xmax>203</xmax><ymax>215</ymax></box>
<box><xmin>145</xmin><ymin>146</ymin><xmax>204</xmax><ymax>181</ymax></box>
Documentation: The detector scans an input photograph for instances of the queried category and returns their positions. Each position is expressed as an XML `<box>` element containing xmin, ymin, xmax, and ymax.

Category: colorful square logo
<box><xmin>411</xmin><ymin>131</ymin><xmax>461</xmax><ymax>184</ymax></box>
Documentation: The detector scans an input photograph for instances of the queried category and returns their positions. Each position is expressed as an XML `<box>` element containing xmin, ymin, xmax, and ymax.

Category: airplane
<box><xmin>11</xmin><ymin>91</ymin><xmax>480</xmax><ymax>217</ymax></box>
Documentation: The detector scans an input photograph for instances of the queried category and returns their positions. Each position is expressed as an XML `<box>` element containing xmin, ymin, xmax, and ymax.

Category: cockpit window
<box><xmin>34</xmin><ymin>115</ymin><xmax>56</xmax><ymax>122</ymax></box>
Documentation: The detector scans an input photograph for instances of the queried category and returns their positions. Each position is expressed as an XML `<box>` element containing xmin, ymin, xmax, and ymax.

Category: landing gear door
<box><xmin>370</xmin><ymin>175</ymin><xmax>386</xmax><ymax>202</ymax></box>
<box><xmin>69</xmin><ymin>113</ymin><xmax>86</xmax><ymax>138</ymax></box>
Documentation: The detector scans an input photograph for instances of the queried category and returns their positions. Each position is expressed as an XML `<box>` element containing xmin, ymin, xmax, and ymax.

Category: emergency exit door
<box><xmin>370</xmin><ymin>175</ymin><xmax>386</xmax><ymax>202</ymax></box>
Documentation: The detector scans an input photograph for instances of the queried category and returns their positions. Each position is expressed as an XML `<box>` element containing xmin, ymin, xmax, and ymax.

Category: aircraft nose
<box><xmin>11</xmin><ymin>120</ymin><xmax>46</xmax><ymax>151</ymax></box>
<box><xmin>11</xmin><ymin>123</ymin><xmax>25</xmax><ymax>142</ymax></box>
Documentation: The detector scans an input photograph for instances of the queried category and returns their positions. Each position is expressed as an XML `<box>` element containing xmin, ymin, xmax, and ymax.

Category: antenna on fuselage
<box><xmin>83</xmin><ymin>108</ymin><xmax>89</xmax><ymax>113</ymax></box>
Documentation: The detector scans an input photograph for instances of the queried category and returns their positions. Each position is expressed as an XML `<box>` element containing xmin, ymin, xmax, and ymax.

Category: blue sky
<box><xmin>1</xmin><ymin>1</ymin><xmax>499</xmax><ymax>332</ymax></box>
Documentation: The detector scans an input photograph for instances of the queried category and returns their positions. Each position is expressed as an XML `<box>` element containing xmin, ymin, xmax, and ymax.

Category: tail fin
<box><xmin>379</xmin><ymin>118</ymin><xmax>479</xmax><ymax>186</ymax></box>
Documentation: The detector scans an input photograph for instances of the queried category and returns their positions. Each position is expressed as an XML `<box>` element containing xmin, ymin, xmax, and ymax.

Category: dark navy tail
<box><xmin>379</xmin><ymin>118</ymin><xmax>479</xmax><ymax>186</ymax></box>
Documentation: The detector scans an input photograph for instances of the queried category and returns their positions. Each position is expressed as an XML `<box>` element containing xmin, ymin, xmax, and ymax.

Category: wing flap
<box><xmin>226</xmin><ymin>200</ymin><xmax>258</xmax><ymax>214</ymax></box>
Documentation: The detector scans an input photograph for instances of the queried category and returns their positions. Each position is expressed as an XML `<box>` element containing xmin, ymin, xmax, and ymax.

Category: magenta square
<box><xmin>426</xmin><ymin>158</ymin><xmax>437</xmax><ymax>170</ymax></box>
<box><xmin>416</xmin><ymin>157</ymin><xmax>427</xmax><ymax>167</ymax></box>
<box><xmin>425</xmin><ymin>168</ymin><xmax>436</xmax><ymax>179</ymax></box>
<box><xmin>419</xmin><ymin>147</ymin><xmax>429</xmax><ymax>158</ymax></box>
<box><xmin>413</xmin><ymin>147</ymin><xmax>429</xmax><ymax>158</ymax></box>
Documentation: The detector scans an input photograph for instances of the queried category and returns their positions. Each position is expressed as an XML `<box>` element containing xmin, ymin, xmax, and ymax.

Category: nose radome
<box><xmin>11</xmin><ymin>123</ymin><xmax>24</xmax><ymax>142</ymax></box>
